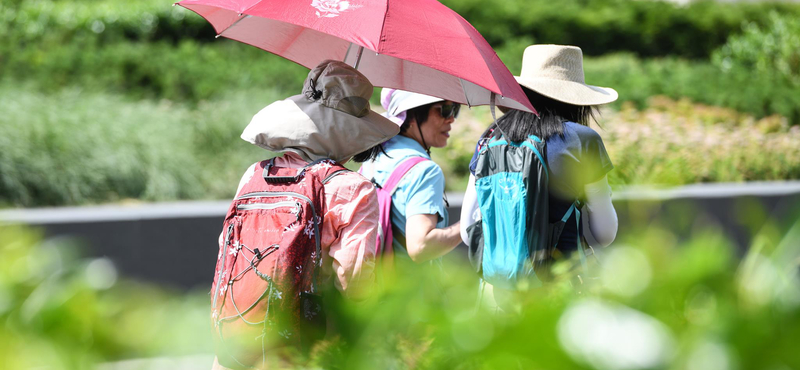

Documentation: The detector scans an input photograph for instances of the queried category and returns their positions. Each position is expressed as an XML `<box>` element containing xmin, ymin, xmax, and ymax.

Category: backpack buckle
<box><xmin>263</xmin><ymin>158</ymin><xmax>307</xmax><ymax>184</ymax></box>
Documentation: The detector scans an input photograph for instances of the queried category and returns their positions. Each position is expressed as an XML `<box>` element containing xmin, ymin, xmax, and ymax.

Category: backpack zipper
<box><xmin>237</xmin><ymin>201</ymin><xmax>300</xmax><ymax>213</ymax></box>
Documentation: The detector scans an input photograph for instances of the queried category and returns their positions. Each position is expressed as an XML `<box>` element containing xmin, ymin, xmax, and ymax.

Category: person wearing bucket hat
<box><xmin>212</xmin><ymin>60</ymin><xmax>399</xmax><ymax>370</ymax></box>
<box><xmin>460</xmin><ymin>45</ymin><xmax>619</xmax><ymax>289</ymax></box>
<box><xmin>358</xmin><ymin>88</ymin><xmax>463</xmax><ymax>264</ymax></box>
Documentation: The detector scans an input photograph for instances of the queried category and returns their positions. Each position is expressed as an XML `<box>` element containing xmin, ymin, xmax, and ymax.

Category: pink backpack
<box><xmin>211</xmin><ymin>158</ymin><xmax>348</xmax><ymax>368</ymax></box>
<box><xmin>361</xmin><ymin>156</ymin><xmax>429</xmax><ymax>256</ymax></box>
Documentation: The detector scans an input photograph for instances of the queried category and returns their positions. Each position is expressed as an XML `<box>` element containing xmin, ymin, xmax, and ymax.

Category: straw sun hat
<box><xmin>515</xmin><ymin>45</ymin><xmax>618</xmax><ymax>106</ymax></box>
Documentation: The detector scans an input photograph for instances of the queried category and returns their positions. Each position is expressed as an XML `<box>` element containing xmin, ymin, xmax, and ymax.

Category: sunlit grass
<box><xmin>0</xmin><ymin>84</ymin><xmax>276</xmax><ymax>207</ymax></box>
<box><xmin>2</xmin><ymin>85</ymin><xmax>799</xmax><ymax>207</ymax></box>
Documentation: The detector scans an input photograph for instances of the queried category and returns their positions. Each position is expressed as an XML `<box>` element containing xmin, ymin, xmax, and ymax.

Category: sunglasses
<box><xmin>434</xmin><ymin>103</ymin><xmax>461</xmax><ymax>119</ymax></box>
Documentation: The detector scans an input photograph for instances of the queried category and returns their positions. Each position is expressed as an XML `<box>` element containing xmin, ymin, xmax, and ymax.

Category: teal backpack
<box><xmin>465</xmin><ymin>133</ymin><xmax>586</xmax><ymax>290</ymax></box>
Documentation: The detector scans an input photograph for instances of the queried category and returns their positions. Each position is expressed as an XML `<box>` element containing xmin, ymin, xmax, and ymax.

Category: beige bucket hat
<box><xmin>515</xmin><ymin>45</ymin><xmax>618</xmax><ymax>106</ymax></box>
<box><xmin>241</xmin><ymin>60</ymin><xmax>400</xmax><ymax>163</ymax></box>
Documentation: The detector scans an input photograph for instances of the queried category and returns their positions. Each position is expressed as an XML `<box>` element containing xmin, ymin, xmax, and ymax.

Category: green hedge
<box><xmin>5</xmin><ymin>21</ymin><xmax>799</xmax><ymax>121</ymax></box>
<box><xmin>712</xmin><ymin>12</ymin><xmax>800</xmax><ymax>90</ymax></box>
<box><xmin>497</xmin><ymin>43</ymin><xmax>800</xmax><ymax>124</ymax></box>
<box><xmin>444</xmin><ymin>0</ymin><xmax>800</xmax><ymax>59</ymax></box>
<box><xmin>3</xmin><ymin>0</ymin><xmax>799</xmax><ymax>60</ymax></box>
<box><xmin>583</xmin><ymin>54</ymin><xmax>800</xmax><ymax>124</ymax></box>
<box><xmin>2</xmin><ymin>35</ymin><xmax>308</xmax><ymax>102</ymax></box>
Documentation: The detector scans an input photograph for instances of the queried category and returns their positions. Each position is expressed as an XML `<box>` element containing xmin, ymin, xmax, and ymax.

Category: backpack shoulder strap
<box><xmin>556</xmin><ymin>202</ymin><xmax>589</xmax><ymax>271</ymax></box>
<box><xmin>322</xmin><ymin>169</ymin><xmax>350</xmax><ymax>184</ymax></box>
<box><xmin>383</xmin><ymin>156</ymin><xmax>429</xmax><ymax>195</ymax></box>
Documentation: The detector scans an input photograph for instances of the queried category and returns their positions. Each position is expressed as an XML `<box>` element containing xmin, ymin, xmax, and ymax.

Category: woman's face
<box><xmin>418</xmin><ymin>101</ymin><xmax>459</xmax><ymax>148</ymax></box>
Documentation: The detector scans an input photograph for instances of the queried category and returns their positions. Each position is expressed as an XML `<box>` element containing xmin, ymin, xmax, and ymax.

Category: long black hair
<box><xmin>352</xmin><ymin>144</ymin><xmax>388</xmax><ymax>163</ymax></box>
<box><xmin>483</xmin><ymin>86</ymin><xmax>599</xmax><ymax>142</ymax></box>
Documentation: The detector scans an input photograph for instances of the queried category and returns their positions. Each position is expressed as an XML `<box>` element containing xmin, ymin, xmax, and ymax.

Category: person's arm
<box><xmin>580</xmin><ymin>175</ymin><xmax>617</xmax><ymax>247</ymax></box>
<box><xmin>405</xmin><ymin>214</ymin><xmax>461</xmax><ymax>263</ymax></box>
<box><xmin>460</xmin><ymin>174</ymin><xmax>479</xmax><ymax>246</ymax></box>
<box><xmin>326</xmin><ymin>178</ymin><xmax>378</xmax><ymax>300</ymax></box>
<box><xmin>398</xmin><ymin>162</ymin><xmax>461</xmax><ymax>262</ymax></box>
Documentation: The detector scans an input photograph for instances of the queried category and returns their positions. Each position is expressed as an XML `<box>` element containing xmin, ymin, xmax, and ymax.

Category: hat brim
<box><xmin>515</xmin><ymin>76</ymin><xmax>618</xmax><ymax>106</ymax></box>
<box><xmin>386</xmin><ymin>90</ymin><xmax>444</xmax><ymax>116</ymax></box>
<box><xmin>241</xmin><ymin>95</ymin><xmax>400</xmax><ymax>163</ymax></box>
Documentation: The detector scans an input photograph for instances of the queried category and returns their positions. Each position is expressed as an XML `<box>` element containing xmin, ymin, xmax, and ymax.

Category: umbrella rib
<box><xmin>216</xmin><ymin>14</ymin><xmax>249</xmax><ymax>37</ymax></box>
<box><xmin>377</xmin><ymin>0</ymin><xmax>390</xmax><ymax>52</ymax></box>
<box><xmin>459</xmin><ymin>78</ymin><xmax>471</xmax><ymax>108</ymax></box>
<box><xmin>219</xmin><ymin>0</ymin><xmax>270</xmax><ymax>37</ymax></box>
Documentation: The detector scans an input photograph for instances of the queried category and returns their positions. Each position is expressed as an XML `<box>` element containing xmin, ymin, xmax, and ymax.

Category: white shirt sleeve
<box><xmin>460</xmin><ymin>174</ymin><xmax>480</xmax><ymax>246</ymax></box>
<box><xmin>580</xmin><ymin>175</ymin><xmax>618</xmax><ymax>248</ymax></box>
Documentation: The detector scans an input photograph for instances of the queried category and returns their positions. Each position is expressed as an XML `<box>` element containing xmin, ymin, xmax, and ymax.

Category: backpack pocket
<box><xmin>476</xmin><ymin>172</ymin><xmax>529</xmax><ymax>289</ymax></box>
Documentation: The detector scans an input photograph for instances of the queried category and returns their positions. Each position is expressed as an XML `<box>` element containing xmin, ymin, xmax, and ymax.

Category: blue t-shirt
<box><xmin>469</xmin><ymin>121</ymin><xmax>613</xmax><ymax>252</ymax></box>
<box><xmin>363</xmin><ymin>135</ymin><xmax>449</xmax><ymax>254</ymax></box>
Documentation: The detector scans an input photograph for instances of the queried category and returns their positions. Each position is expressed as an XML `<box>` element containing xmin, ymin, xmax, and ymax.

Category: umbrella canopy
<box><xmin>176</xmin><ymin>0</ymin><xmax>535</xmax><ymax>113</ymax></box>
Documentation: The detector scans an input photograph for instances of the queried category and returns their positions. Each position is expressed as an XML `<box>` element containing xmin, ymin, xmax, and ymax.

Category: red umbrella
<box><xmin>175</xmin><ymin>0</ymin><xmax>535</xmax><ymax>113</ymax></box>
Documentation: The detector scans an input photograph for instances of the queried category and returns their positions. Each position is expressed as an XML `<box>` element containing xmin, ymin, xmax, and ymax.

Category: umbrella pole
<box><xmin>490</xmin><ymin>93</ymin><xmax>510</xmax><ymax>139</ymax></box>
<box><xmin>354</xmin><ymin>46</ymin><xmax>365</xmax><ymax>69</ymax></box>
<box><xmin>344</xmin><ymin>43</ymin><xmax>365</xmax><ymax>69</ymax></box>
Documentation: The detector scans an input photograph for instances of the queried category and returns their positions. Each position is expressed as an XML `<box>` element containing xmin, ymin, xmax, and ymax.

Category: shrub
<box><xmin>713</xmin><ymin>12</ymin><xmax>800</xmax><ymax>87</ymax></box>
<box><xmin>580</xmin><ymin>53</ymin><xmax>800</xmax><ymax>124</ymax></box>
<box><xmin>438</xmin><ymin>98</ymin><xmax>800</xmax><ymax>191</ymax></box>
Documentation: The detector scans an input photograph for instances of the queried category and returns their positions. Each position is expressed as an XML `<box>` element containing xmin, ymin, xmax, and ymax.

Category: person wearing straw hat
<box><xmin>460</xmin><ymin>45</ymin><xmax>619</xmax><ymax>289</ymax></box>
<box><xmin>212</xmin><ymin>60</ymin><xmax>399</xmax><ymax>370</ymax></box>
<box><xmin>358</xmin><ymin>88</ymin><xmax>463</xmax><ymax>264</ymax></box>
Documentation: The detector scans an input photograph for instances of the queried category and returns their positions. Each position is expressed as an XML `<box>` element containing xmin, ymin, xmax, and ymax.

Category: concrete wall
<box><xmin>2</xmin><ymin>182</ymin><xmax>799</xmax><ymax>290</ymax></box>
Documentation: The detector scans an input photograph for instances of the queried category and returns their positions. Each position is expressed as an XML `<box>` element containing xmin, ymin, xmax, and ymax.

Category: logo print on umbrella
<box><xmin>311</xmin><ymin>0</ymin><xmax>361</xmax><ymax>18</ymax></box>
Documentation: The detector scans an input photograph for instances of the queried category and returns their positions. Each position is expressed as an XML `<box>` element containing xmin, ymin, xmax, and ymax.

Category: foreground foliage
<box><xmin>2</xmin><ymin>209</ymin><xmax>799</xmax><ymax>369</ymax></box>
<box><xmin>0</xmin><ymin>226</ymin><xmax>212</xmax><ymax>369</ymax></box>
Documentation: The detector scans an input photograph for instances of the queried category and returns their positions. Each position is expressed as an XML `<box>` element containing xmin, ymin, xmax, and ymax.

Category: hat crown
<box><xmin>519</xmin><ymin>45</ymin><xmax>585</xmax><ymax>84</ymax></box>
<box><xmin>303</xmin><ymin>60</ymin><xmax>372</xmax><ymax>117</ymax></box>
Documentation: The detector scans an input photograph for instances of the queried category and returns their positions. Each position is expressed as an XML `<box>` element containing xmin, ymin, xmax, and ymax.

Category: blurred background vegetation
<box><xmin>2</xmin><ymin>0</ymin><xmax>800</xmax><ymax>206</ymax></box>
<box><xmin>2</xmin><ymin>0</ymin><xmax>800</xmax><ymax>368</ymax></box>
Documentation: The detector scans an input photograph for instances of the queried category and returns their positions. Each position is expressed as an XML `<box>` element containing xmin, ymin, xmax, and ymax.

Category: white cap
<box><xmin>380</xmin><ymin>88</ymin><xmax>444</xmax><ymax>125</ymax></box>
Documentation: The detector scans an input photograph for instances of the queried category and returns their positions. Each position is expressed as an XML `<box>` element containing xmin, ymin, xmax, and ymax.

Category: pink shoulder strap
<box><xmin>383</xmin><ymin>156</ymin><xmax>429</xmax><ymax>195</ymax></box>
